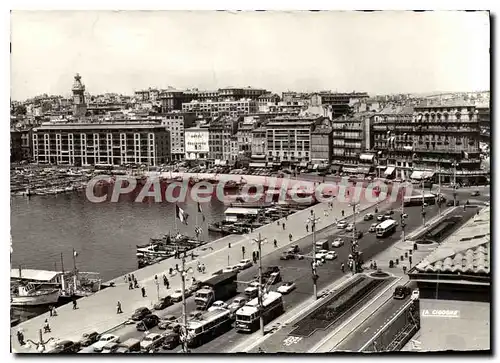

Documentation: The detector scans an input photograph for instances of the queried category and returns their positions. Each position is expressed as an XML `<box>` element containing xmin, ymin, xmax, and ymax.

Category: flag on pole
<box><xmin>176</xmin><ymin>205</ymin><xmax>189</xmax><ymax>225</ymax></box>
<box><xmin>197</xmin><ymin>203</ymin><xmax>203</xmax><ymax>214</ymax></box>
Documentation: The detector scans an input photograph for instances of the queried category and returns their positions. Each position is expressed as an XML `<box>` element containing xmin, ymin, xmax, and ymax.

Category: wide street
<box><xmin>111</xmin><ymin>198</ymin><xmax>445</xmax><ymax>353</ymax></box>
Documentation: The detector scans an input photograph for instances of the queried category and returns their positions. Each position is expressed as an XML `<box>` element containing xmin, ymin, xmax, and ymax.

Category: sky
<box><xmin>10</xmin><ymin>10</ymin><xmax>490</xmax><ymax>101</ymax></box>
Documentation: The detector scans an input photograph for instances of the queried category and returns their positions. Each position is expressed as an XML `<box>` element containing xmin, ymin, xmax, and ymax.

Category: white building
<box><xmin>182</xmin><ymin>99</ymin><xmax>258</xmax><ymax>118</ymax></box>
<box><xmin>185</xmin><ymin>127</ymin><xmax>209</xmax><ymax>160</ymax></box>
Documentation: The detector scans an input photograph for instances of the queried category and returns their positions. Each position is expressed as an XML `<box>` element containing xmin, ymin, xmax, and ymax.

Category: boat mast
<box><xmin>60</xmin><ymin>253</ymin><xmax>66</xmax><ymax>292</ymax></box>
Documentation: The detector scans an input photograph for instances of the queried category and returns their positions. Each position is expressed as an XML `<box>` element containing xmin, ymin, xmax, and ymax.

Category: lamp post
<box><xmin>452</xmin><ymin>162</ymin><xmax>458</xmax><ymax>206</ymax></box>
<box><xmin>437</xmin><ymin>160</ymin><xmax>442</xmax><ymax>216</ymax></box>
<box><xmin>252</xmin><ymin>233</ymin><xmax>267</xmax><ymax>336</ymax></box>
<box><xmin>350</xmin><ymin>202</ymin><xmax>359</xmax><ymax>274</ymax></box>
<box><xmin>172</xmin><ymin>256</ymin><xmax>193</xmax><ymax>353</ymax></box>
<box><xmin>26</xmin><ymin>329</ymin><xmax>54</xmax><ymax>353</ymax></box>
<box><xmin>306</xmin><ymin>213</ymin><xmax>321</xmax><ymax>299</ymax></box>
<box><xmin>154</xmin><ymin>275</ymin><xmax>160</xmax><ymax>302</ymax></box>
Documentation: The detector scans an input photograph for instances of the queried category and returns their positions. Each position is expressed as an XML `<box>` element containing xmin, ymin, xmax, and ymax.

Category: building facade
<box><xmin>208</xmin><ymin>116</ymin><xmax>239</xmax><ymax>162</ymax></box>
<box><xmin>265</xmin><ymin>115</ymin><xmax>323</xmax><ymax>164</ymax></box>
<box><xmin>310</xmin><ymin>121</ymin><xmax>333</xmax><ymax>165</ymax></box>
<box><xmin>182</xmin><ymin>99</ymin><xmax>259</xmax><ymax>119</ymax></box>
<box><xmin>32</xmin><ymin>121</ymin><xmax>170</xmax><ymax>166</ymax></box>
<box><xmin>184</xmin><ymin>126</ymin><xmax>209</xmax><ymax>160</ymax></box>
<box><xmin>217</xmin><ymin>87</ymin><xmax>268</xmax><ymax>101</ymax></box>
<box><xmin>251</xmin><ymin>127</ymin><xmax>267</xmax><ymax>158</ymax></box>
<box><xmin>160</xmin><ymin>112</ymin><xmax>197</xmax><ymax>161</ymax></box>
<box><xmin>372</xmin><ymin>104</ymin><xmax>484</xmax><ymax>182</ymax></box>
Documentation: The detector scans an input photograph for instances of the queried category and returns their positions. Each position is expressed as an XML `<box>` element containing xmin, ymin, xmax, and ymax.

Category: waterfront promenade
<box><xmin>12</xmin><ymin>174</ymin><xmax>383</xmax><ymax>352</ymax></box>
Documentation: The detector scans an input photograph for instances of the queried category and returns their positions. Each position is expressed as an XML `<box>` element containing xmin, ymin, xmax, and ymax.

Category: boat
<box><xmin>11</xmin><ymin>283</ymin><xmax>61</xmax><ymax>307</ymax></box>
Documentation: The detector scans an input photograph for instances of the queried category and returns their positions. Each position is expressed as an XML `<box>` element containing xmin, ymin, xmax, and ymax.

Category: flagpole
<box><xmin>174</xmin><ymin>204</ymin><xmax>178</xmax><ymax>232</ymax></box>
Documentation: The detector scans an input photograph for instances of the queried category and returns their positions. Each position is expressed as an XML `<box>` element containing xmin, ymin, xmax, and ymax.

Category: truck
<box><xmin>194</xmin><ymin>272</ymin><xmax>238</xmax><ymax>310</ymax></box>
<box><xmin>315</xmin><ymin>239</ymin><xmax>329</xmax><ymax>250</ymax></box>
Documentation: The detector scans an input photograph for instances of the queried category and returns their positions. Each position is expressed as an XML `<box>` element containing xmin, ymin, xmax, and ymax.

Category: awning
<box><xmin>384</xmin><ymin>166</ymin><xmax>396</xmax><ymax>176</ymax></box>
<box><xmin>360</xmin><ymin>154</ymin><xmax>375</xmax><ymax>162</ymax></box>
<box><xmin>422</xmin><ymin>171</ymin><xmax>435</xmax><ymax>179</ymax></box>
<box><xmin>313</xmin><ymin>164</ymin><xmax>319</xmax><ymax>170</ymax></box>
<box><xmin>358</xmin><ymin>166</ymin><xmax>371</xmax><ymax>174</ymax></box>
<box><xmin>249</xmin><ymin>162</ymin><xmax>267</xmax><ymax>168</ymax></box>
<box><xmin>343</xmin><ymin>166</ymin><xmax>359</xmax><ymax>173</ymax></box>
<box><xmin>411</xmin><ymin>170</ymin><xmax>435</xmax><ymax>180</ymax></box>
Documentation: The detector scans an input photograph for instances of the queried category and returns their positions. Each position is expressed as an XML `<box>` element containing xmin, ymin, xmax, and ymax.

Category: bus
<box><xmin>235</xmin><ymin>291</ymin><xmax>284</xmax><ymax>333</ymax></box>
<box><xmin>185</xmin><ymin>308</ymin><xmax>233</xmax><ymax>348</ymax></box>
<box><xmin>376</xmin><ymin>219</ymin><xmax>398</xmax><ymax>238</ymax></box>
<box><xmin>403</xmin><ymin>193</ymin><xmax>437</xmax><ymax>207</ymax></box>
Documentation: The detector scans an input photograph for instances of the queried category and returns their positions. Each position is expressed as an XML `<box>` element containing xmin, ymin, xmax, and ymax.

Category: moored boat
<box><xmin>11</xmin><ymin>284</ymin><xmax>61</xmax><ymax>307</ymax></box>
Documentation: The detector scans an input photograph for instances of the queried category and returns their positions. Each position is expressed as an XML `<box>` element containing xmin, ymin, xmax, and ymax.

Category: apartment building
<box><xmin>265</xmin><ymin>115</ymin><xmax>323</xmax><ymax>164</ymax></box>
<box><xmin>160</xmin><ymin>112</ymin><xmax>197</xmax><ymax>161</ymax></box>
<box><xmin>331</xmin><ymin>114</ymin><xmax>374</xmax><ymax>174</ymax></box>
<box><xmin>208</xmin><ymin>116</ymin><xmax>239</xmax><ymax>162</ymax></box>
<box><xmin>32</xmin><ymin>120</ymin><xmax>170</xmax><ymax>166</ymax></box>
<box><xmin>185</xmin><ymin>126</ymin><xmax>209</xmax><ymax>160</ymax></box>
<box><xmin>182</xmin><ymin>99</ymin><xmax>258</xmax><ymax>119</ymax></box>
<box><xmin>372</xmin><ymin>103</ymin><xmax>485</xmax><ymax>183</ymax></box>
<box><xmin>310</xmin><ymin>121</ymin><xmax>333</xmax><ymax>165</ymax></box>
<box><xmin>217</xmin><ymin>87</ymin><xmax>268</xmax><ymax>101</ymax></box>
<box><xmin>251</xmin><ymin>127</ymin><xmax>267</xmax><ymax>159</ymax></box>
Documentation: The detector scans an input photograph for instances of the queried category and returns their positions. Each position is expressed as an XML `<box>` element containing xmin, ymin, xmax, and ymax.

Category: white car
<box><xmin>411</xmin><ymin>289</ymin><xmax>420</xmax><ymax>300</ymax></box>
<box><xmin>92</xmin><ymin>334</ymin><xmax>120</xmax><ymax>352</ymax></box>
<box><xmin>140</xmin><ymin>333</ymin><xmax>163</xmax><ymax>351</ymax></box>
<box><xmin>315</xmin><ymin>249</ymin><xmax>328</xmax><ymax>260</ymax></box>
<box><xmin>245</xmin><ymin>281</ymin><xmax>260</xmax><ymax>296</ymax></box>
<box><xmin>369</xmin><ymin>223</ymin><xmax>378</xmax><ymax>233</ymax></box>
<box><xmin>325</xmin><ymin>251</ymin><xmax>338</xmax><ymax>260</ymax></box>
<box><xmin>171</xmin><ymin>289</ymin><xmax>184</xmax><ymax>302</ymax></box>
<box><xmin>228</xmin><ymin>296</ymin><xmax>247</xmax><ymax>311</ymax></box>
<box><xmin>346</xmin><ymin>223</ymin><xmax>354</xmax><ymax>232</ymax></box>
<box><xmin>208</xmin><ymin>300</ymin><xmax>228</xmax><ymax>311</ymax></box>
<box><xmin>337</xmin><ymin>220</ymin><xmax>348</xmax><ymax>229</ymax></box>
<box><xmin>222</xmin><ymin>265</ymin><xmax>240</xmax><ymax>273</ymax></box>
<box><xmin>332</xmin><ymin>238</ymin><xmax>344</xmax><ymax>248</ymax></box>
<box><xmin>277</xmin><ymin>282</ymin><xmax>296</xmax><ymax>294</ymax></box>
<box><xmin>377</xmin><ymin>215</ymin><xmax>385</xmax><ymax>221</ymax></box>
<box><xmin>237</xmin><ymin>259</ymin><xmax>253</xmax><ymax>270</ymax></box>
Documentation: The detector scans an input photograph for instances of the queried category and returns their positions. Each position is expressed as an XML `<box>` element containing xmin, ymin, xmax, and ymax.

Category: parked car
<box><xmin>277</xmin><ymin>282</ymin><xmax>296</xmax><ymax>295</ymax></box>
<box><xmin>228</xmin><ymin>297</ymin><xmax>247</xmax><ymax>312</ymax></box>
<box><xmin>131</xmin><ymin>307</ymin><xmax>151</xmax><ymax>321</ymax></box>
<box><xmin>337</xmin><ymin>220</ymin><xmax>348</xmax><ymax>229</ymax></box>
<box><xmin>154</xmin><ymin>296</ymin><xmax>173</xmax><ymax>310</ymax></box>
<box><xmin>471</xmin><ymin>191</ymin><xmax>480</xmax><ymax>197</ymax></box>
<box><xmin>237</xmin><ymin>259</ymin><xmax>253</xmax><ymax>270</ymax></box>
<box><xmin>171</xmin><ymin>289</ymin><xmax>185</xmax><ymax>302</ymax></box>
<box><xmin>369</xmin><ymin>223</ymin><xmax>378</xmax><ymax>233</ymax></box>
<box><xmin>245</xmin><ymin>281</ymin><xmax>261</xmax><ymax>298</ymax></box>
<box><xmin>140</xmin><ymin>333</ymin><xmax>164</xmax><ymax>351</ymax></box>
<box><xmin>79</xmin><ymin>331</ymin><xmax>100</xmax><ymax>347</ymax></box>
<box><xmin>325</xmin><ymin>251</ymin><xmax>338</xmax><ymax>260</ymax></box>
<box><xmin>411</xmin><ymin>289</ymin><xmax>420</xmax><ymax>300</ymax></box>
<box><xmin>115</xmin><ymin>338</ymin><xmax>141</xmax><ymax>353</ymax></box>
<box><xmin>364</xmin><ymin>213</ymin><xmax>374</xmax><ymax>221</ymax></box>
<box><xmin>377</xmin><ymin>214</ymin><xmax>385</xmax><ymax>221</ymax></box>
<box><xmin>346</xmin><ymin>223</ymin><xmax>354</xmax><ymax>232</ymax></box>
<box><xmin>101</xmin><ymin>342</ymin><xmax>120</xmax><ymax>354</ymax></box>
<box><xmin>332</xmin><ymin>238</ymin><xmax>344</xmax><ymax>248</ymax></box>
<box><xmin>222</xmin><ymin>265</ymin><xmax>241</xmax><ymax>273</ymax></box>
<box><xmin>289</xmin><ymin>245</ymin><xmax>300</xmax><ymax>253</ymax></box>
<box><xmin>315</xmin><ymin>249</ymin><xmax>328</xmax><ymax>261</ymax></box>
<box><xmin>208</xmin><ymin>300</ymin><xmax>229</xmax><ymax>311</ymax></box>
<box><xmin>158</xmin><ymin>315</ymin><xmax>177</xmax><ymax>330</ymax></box>
<box><xmin>136</xmin><ymin>314</ymin><xmax>160</xmax><ymax>331</ymax></box>
<box><xmin>161</xmin><ymin>332</ymin><xmax>180</xmax><ymax>350</ymax></box>
<box><xmin>167</xmin><ymin>322</ymin><xmax>182</xmax><ymax>334</ymax></box>
<box><xmin>393</xmin><ymin>285</ymin><xmax>412</xmax><ymax>300</ymax></box>
<box><xmin>49</xmin><ymin>340</ymin><xmax>80</xmax><ymax>353</ymax></box>
<box><xmin>280</xmin><ymin>251</ymin><xmax>297</xmax><ymax>260</ymax></box>
<box><xmin>93</xmin><ymin>334</ymin><xmax>120</xmax><ymax>352</ymax></box>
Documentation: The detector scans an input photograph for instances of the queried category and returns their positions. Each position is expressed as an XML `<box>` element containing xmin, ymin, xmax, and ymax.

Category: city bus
<box><xmin>403</xmin><ymin>193</ymin><xmax>437</xmax><ymax>207</ymax></box>
<box><xmin>235</xmin><ymin>291</ymin><xmax>284</xmax><ymax>333</ymax></box>
<box><xmin>376</xmin><ymin>219</ymin><xmax>398</xmax><ymax>238</ymax></box>
<box><xmin>185</xmin><ymin>308</ymin><xmax>233</xmax><ymax>348</ymax></box>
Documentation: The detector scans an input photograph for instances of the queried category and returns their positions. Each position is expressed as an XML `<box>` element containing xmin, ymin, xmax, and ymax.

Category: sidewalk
<box><xmin>12</xmin><ymin>192</ymin><xmax>380</xmax><ymax>352</ymax></box>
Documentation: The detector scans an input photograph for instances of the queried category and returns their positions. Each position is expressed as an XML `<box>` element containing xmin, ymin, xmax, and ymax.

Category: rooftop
<box><xmin>11</xmin><ymin>269</ymin><xmax>61</xmax><ymax>282</ymax></box>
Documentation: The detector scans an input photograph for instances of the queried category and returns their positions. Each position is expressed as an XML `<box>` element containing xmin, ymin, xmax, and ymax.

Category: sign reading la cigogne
<box><xmin>421</xmin><ymin>309</ymin><xmax>460</xmax><ymax>318</ymax></box>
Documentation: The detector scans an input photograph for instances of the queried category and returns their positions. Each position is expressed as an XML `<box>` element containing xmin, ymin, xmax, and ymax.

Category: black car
<box><xmin>131</xmin><ymin>307</ymin><xmax>152</xmax><ymax>321</ymax></box>
<box><xmin>154</xmin><ymin>296</ymin><xmax>173</xmax><ymax>311</ymax></box>
<box><xmin>471</xmin><ymin>191</ymin><xmax>480</xmax><ymax>197</ymax></box>
<box><xmin>49</xmin><ymin>340</ymin><xmax>81</xmax><ymax>353</ymax></box>
<box><xmin>79</xmin><ymin>332</ymin><xmax>100</xmax><ymax>347</ymax></box>
<box><xmin>136</xmin><ymin>314</ymin><xmax>160</xmax><ymax>331</ymax></box>
<box><xmin>393</xmin><ymin>285</ymin><xmax>411</xmax><ymax>300</ymax></box>
<box><xmin>280</xmin><ymin>252</ymin><xmax>294</xmax><ymax>260</ymax></box>
<box><xmin>364</xmin><ymin>213</ymin><xmax>374</xmax><ymax>221</ymax></box>
<box><xmin>263</xmin><ymin>266</ymin><xmax>280</xmax><ymax>278</ymax></box>
<box><xmin>161</xmin><ymin>332</ymin><xmax>180</xmax><ymax>350</ymax></box>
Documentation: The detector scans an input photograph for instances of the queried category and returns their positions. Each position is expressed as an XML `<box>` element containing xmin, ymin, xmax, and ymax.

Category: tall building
<box><xmin>310</xmin><ymin>92</ymin><xmax>369</xmax><ymax>119</ymax></box>
<box><xmin>265</xmin><ymin>115</ymin><xmax>324</xmax><ymax>165</ymax></box>
<box><xmin>372</xmin><ymin>103</ymin><xmax>485</xmax><ymax>183</ymax></box>
<box><xmin>72</xmin><ymin>73</ymin><xmax>87</xmax><ymax>118</ymax></box>
<box><xmin>32</xmin><ymin>120</ymin><xmax>170</xmax><ymax>166</ymax></box>
<box><xmin>208</xmin><ymin>116</ymin><xmax>239</xmax><ymax>163</ymax></box>
<box><xmin>182</xmin><ymin>99</ymin><xmax>258</xmax><ymax>119</ymax></box>
<box><xmin>185</xmin><ymin>126</ymin><xmax>209</xmax><ymax>160</ymax></box>
<box><xmin>310</xmin><ymin>120</ymin><xmax>333</xmax><ymax>165</ymax></box>
<box><xmin>160</xmin><ymin>112</ymin><xmax>197</xmax><ymax>161</ymax></box>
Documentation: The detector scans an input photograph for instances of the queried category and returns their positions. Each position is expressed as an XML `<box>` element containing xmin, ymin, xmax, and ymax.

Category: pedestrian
<box><xmin>285</xmin><ymin>215</ymin><xmax>288</xmax><ymax>221</ymax></box>
<box><xmin>175</xmin><ymin>263</ymin><xmax>179</xmax><ymax>271</ymax></box>
<box><xmin>201</xmin><ymin>264</ymin><xmax>206</xmax><ymax>274</ymax></box>
<box><xmin>134</xmin><ymin>279</ymin><xmax>139</xmax><ymax>289</ymax></box>
<box><xmin>17</xmin><ymin>330</ymin><xmax>25</xmax><ymax>346</ymax></box>
<box><xmin>306</xmin><ymin>224</ymin><xmax>309</xmax><ymax>233</ymax></box>
<box><xmin>48</xmin><ymin>305</ymin><xmax>53</xmax><ymax>317</ymax></box>
<box><xmin>116</xmin><ymin>301</ymin><xmax>122</xmax><ymax>314</ymax></box>
<box><xmin>124</xmin><ymin>275</ymin><xmax>128</xmax><ymax>284</ymax></box>
<box><xmin>289</xmin><ymin>233</ymin><xmax>292</xmax><ymax>242</ymax></box>
<box><xmin>277</xmin><ymin>220</ymin><xmax>280</xmax><ymax>226</ymax></box>
<box><xmin>141</xmin><ymin>286</ymin><xmax>146</xmax><ymax>298</ymax></box>
<box><xmin>129</xmin><ymin>281</ymin><xmax>133</xmax><ymax>290</ymax></box>
<box><xmin>52</xmin><ymin>307</ymin><xmax>58</xmax><ymax>316</ymax></box>
<box><xmin>324</xmin><ymin>210</ymin><xmax>329</xmax><ymax>217</ymax></box>
<box><xmin>273</xmin><ymin>239</ymin><xmax>278</xmax><ymax>248</ymax></box>
<box><xmin>375</xmin><ymin>207</ymin><xmax>378</xmax><ymax>214</ymax></box>
<box><xmin>341</xmin><ymin>263</ymin><xmax>345</xmax><ymax>273</ymax></box>
<box><xmin>72</xmin><ymin>299</ymin><xmax>78</xmax><ymax>310</ymax></box>
<box><xmin>342</xmin><ymin>210</ymin><xmax>345</xmax><ymax>217</ymax></box>
<box><xmin>131</xmin><ymin>274</ymin><xmax>135</xmax><ymax>282</ymax></box>
<box><xmin>282</xmin><ymin>223</ymin><xmax>286</xmax><ymax>230</ymax></box>
<box><xmin>43</xmin><ymin>319</ymin><xmax>51</xmax><ymax>333</ymax></box>
<box><xmin>127</xmin><ymin>274</ymin><xmax>131</xmax><ymax>283</ymax></box>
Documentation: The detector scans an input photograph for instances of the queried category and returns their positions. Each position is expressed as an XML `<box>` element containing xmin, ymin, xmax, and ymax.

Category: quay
<box><xmin>12</xmin><ymin>174</ymin><xmax>383</xmax><ymax>352</ymax></box>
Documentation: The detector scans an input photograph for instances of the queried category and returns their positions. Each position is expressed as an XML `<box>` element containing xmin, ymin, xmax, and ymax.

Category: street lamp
<box><xmin>349</xmin><ymin>202</ymin><xmax>360</xmax><ymax>274</ymax></box>
<box><xmin>154</xmin><ymin>275</ymin><xmax>160</xmax><ymax>302</ymax></box>
<box><xmin>252</xmin><ymin>233</ymin><xmax>268</xmax><ymax>337</ymax></box>
<box><xmin>452</xmin><ymin>162</ymin><xmax>459</xmax><ymax>206</ymax></box>
<box><xmin>172</xmin><ymin>256</ymin><xmax>194</xmax><ymax>353</ymax></box>
<box><xmin>306</xmin><ymin>213</ymin><xmax>321</xmax><ymax>299</ymax></box>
